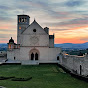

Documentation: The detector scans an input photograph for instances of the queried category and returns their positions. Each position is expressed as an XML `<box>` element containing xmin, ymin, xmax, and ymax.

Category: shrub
<box><xmin>11</xmin><ymin>77</ymin><xmax>32</xmax><ymax>81</ymax></box>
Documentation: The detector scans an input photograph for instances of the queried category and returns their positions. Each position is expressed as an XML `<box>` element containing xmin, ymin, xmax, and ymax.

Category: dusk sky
<box><xmin>0</xmin><ymin>0</ymin><xmax>88</xmax><ymax>44</ymax></box>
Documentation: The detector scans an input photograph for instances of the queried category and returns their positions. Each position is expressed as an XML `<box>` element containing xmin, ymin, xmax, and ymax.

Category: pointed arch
<box><xmin>29</xmin><ymin>49</ymin><xmax>40</xmax><ymax>60</ymax></box>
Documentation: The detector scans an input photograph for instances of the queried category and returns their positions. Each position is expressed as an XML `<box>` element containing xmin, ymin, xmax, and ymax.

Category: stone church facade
<box><xmin>7</xmin><ymin>14</ymin><xmax>61</xmax><ymax>65</ymax></box>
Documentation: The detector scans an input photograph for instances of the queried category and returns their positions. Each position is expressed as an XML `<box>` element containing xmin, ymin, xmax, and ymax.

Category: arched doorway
<box><xmin>29</xmin><ymin>49</ymin><xmax>39</xmax><ymax>61</ymax></box>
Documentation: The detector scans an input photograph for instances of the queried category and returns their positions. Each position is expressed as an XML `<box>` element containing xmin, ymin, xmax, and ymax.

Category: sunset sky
<box><xmin>0</xmin><ymin>0</ymin><xmax>88</xmax><ymax>44</ymax></box>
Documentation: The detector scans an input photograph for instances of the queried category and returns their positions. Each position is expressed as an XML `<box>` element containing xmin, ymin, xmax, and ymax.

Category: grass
<box><xmin>0</xmin><ymin>64</ymin><xmax>88</xmax><ymax>88</ymax></box>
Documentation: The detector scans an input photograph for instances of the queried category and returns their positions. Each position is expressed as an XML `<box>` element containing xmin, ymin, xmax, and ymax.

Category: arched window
<box><xmin>29</xmin><ymin>49</ymin><xmax>39</xmax><ymax>60</ymax></box>
<box><xmin>35</xmin><ymin>53</ymin><xmax>38</xmax><ymax>60</ymax></box>
<box><xmin>31</xmin><ymin>53</ymin><xmax>34</xmax><ymax>60</ymax></box>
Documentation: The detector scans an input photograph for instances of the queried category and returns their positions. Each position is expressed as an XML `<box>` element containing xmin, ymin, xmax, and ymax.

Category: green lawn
<box><xmin>0</xmin><ymin>64</ymin><xmax>88</xmax><ymax>88</ymax></box>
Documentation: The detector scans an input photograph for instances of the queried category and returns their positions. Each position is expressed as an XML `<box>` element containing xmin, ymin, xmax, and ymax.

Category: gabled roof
<box><xmin>22</xmin><ymin>19</ymin><xmax>48</xmax><ymax>35</ymax></box>
<box><xmin>30</xmin><ymin>19</ymin><xmax>43</xmax><ymax>29</ymax></box>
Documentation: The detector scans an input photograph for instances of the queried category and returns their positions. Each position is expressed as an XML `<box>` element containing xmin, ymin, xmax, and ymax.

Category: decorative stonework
<box><xmin>30</xmin><ymin>36</ymin><xmax>39</xmax><ymax>44</ymax></box>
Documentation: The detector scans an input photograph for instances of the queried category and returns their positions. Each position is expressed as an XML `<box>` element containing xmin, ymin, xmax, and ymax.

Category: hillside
<box><xmin>55</xmin><ymin>42</ymin><xmax>88</xmax><ymax>49</ymax></box>
<box><xmin>0</xmin><ymin>44</ymin><xmax>7</xmax><ymax>51</ymax></box>
<box><xmin>0</xmin><ymin>42</ymin><xmax>88</xmax><ymax>51</ymax></box>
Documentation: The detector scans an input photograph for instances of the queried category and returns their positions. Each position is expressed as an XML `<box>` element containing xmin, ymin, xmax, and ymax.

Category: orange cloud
<box><xmin>0</xmin><ymin>38</ymin><xmax>17</xmax><ymax>43</ymax></box>
<box><xmin>0</xmin><ymin>38</ymin><xmax>9</xmax><ymax>43</ymax></box>
<box><xmin>70</xmin><ymin>26</ymin><xmax>88</xmax><ymax>30</ymax></box>
<box><xmin>0</xmin><ymin>22</ymin><xmax>16</xmax><ymax>30</ymax></box>
<box><xmin>55</xmin><ymin>38</ymin><xmax>86</xmax><ymax>44</ymax></box>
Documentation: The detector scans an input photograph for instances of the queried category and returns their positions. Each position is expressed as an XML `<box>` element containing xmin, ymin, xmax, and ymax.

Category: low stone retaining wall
<box><xmin>58</xmin><ymin>64</ymin><xmax>88</xmax><ymax>82</ymax></box>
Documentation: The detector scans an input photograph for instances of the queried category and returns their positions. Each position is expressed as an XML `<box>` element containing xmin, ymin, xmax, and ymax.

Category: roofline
<box><xmin>17</xmin><ymin>15</ymin><xmax>30</xmax><ymax>18</ymax></box>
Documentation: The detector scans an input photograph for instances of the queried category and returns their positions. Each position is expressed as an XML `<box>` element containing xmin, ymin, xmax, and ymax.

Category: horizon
<box><xmin>1</xmin><ymin>42</ymin><xmax>88</xmax><ymax>44</ymax></box>
<box><xmin>0</xmin><ymin>0</ymin><xmax>88</xmax><ymax>44</ymax></box>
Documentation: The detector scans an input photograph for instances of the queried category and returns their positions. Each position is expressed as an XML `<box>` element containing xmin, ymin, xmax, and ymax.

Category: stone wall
<box><xmin>7</xmin><ymin>47</ymin><xmax>61</xmax><ymax>64</ymax></box>
<box><xmin>59</xmin><ymin>53</ymin><xmax>88</xmax><ymax>76</ymax></box>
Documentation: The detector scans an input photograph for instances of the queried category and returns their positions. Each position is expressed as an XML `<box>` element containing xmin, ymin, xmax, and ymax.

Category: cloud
<box><xmin>80</xmin><ymin>37</ymin><xmax>88</xmax><ymax>41</ymax></box>
<box><xmin>0</xmin><ymin>16</ymin><xmax>14</xmax><ymax>22</ymax></box>
<box><xmin>0</xmin><ymin>29</ymin><xmax>16</xmax><ymax>32</ymax></box>
<box><xmin>55</xmin><ymin>37</ymin><xmax>86</xmax><ymax>44</ymax></box>
<box><xmin>43</xmin><ymin>16</ymin><xmax>88</xmax><ymax>30</ymax></box>
<box><xmin>65</xmin><ymin>0</ymin><xmax>82</xmax><ymax>7</ymax></box>
<box><xmin>0</xmin><ymin>0</ymin><xmax>88</xmax><ymax>43</ymax></box>
<box><xmin>50</xmin><ymin>29</ymin><xmax>68</xmax><ymax>31</ymax></box>
<box><xmin>0</xmin><ymin>5</ymin><xmax>14</xmax><ymax>10</ymax></box>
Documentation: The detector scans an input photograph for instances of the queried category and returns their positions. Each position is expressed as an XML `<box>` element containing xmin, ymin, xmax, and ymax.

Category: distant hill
<box><xmin>0</xmin><ymin>42</ymin><xmax>88</xmax><ymax>51</ymax></box>
<box><xmin>55</xmin><ymin>42</ymin><xmax>88</xmax><ymax>49</ymax></box>
<box><xmin>0</xmin><ymin>43</ymin><xmax>7</xmax><ymax>51</ymax></box>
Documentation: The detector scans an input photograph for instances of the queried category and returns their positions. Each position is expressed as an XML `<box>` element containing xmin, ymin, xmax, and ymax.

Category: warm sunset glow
<box><xmin>19</xmin><ymin>27</ymin><xmax>21</xmax><ymax>29</ymax></box>
<box><xmin>55</xmin><ymin>38</ymin><xmax>86</xmax><ymax>44</ymax></box>
<box><xmin>0</xmin><ymin>0</ymin><xmax>88</xmax><ymax>44</ymax></box>
<box><xmin>9</xmin><ymin>45</ymin><xmax>11</xmax><ymax>49</ymax></box>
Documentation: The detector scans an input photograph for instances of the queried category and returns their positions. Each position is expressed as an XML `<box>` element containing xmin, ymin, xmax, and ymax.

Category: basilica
<box><xmin>7</xmin><ymin>14</ymin><xmax>61</xmax><ymax>65</ymax></box>
<box><xmin>3</xmin><ymin>14</ymin><xmax>88</xmax><ymax>76</ymax></box>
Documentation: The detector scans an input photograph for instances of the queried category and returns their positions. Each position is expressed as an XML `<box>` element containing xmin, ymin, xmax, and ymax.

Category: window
<box><xmin>19</xmin><ymin>18</ymin><xmax>21</xmax><ymax>22</ymax></box>
<box><xmin>35</xmin><ymin>53</ymin><xmax>38</xmax><ymax>60</ymax></box>
<box><xmin>19</xmin><ymin>27</ymin><xmax>21</xmax><ymax>29</ymax></box>
<box><xmin>33</xmin><ymin>29</ymin><xmax>36</xmax><ymax>32</ymax></box>
<box><xmin>14</xmin><ymin>57</ymin><xmax>15</xmax><ymax>60</ymax></box>
<box><xmin>25</xmin><ymin>18</ymin><xmax>27</xmax><ymax>22</ymax></box>
<box><xmin>22</xmin><ymin>18</ymin><xmax>24</xmax><ymax>22</ymax></box>
<box><xmin>31</xmin><ymin>53</ymin><xmax>34</xmax><ymax>60</ymax></box>
<box><xmin>80</xmin><ymin>65</ymin><xmax>82</xmax><ymax>75</ymax></box>
<box><xmin>9</xmin><ymin>45</ymin><xmax>11</xmax><ymax>49</ymax></box>
<box><xmin>57</xmin><ymin>56</ymin><xmax>59</xmax><ymax>60</ymax></box>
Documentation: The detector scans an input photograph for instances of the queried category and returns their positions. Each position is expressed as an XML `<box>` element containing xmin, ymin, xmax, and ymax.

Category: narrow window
<box><xmin>19</xmin><ymin>18</ymin><xmax>21</xmax><ymax>22</ymax></box>
<box><xmin>31</xmin><ymin>53</ymin><xmax>34</xmax><ymax>60</ymax></box>
<box><xmin>14</xmin><ymin>57</ymin><xmax>15</xmax><ymax>60</ymax></box>
<box><xmin>9</xmin><ymin>45</ymin><xmax>11</xmax><ymax>49</ymax></box>
<box><xmin>80</xmin><ymin>65</ymin><xmax>82</xmax><ymax>75</ymax></box>
<box><xmin>22</xmin><ymin>18</ymin><xmax>24</xmax><ymax>22</ymax></box>
<box><xmin>25</xmin><ymin>18</ymin><xmax>27</xmax><ymax>22</ymax></box>
<box><xmin>57</xmin><ymin>56</ymin><xmax>59</xmax><ymax>60</ymax></box>
<box><xmin>35</xmin><ymin>53</ymin><xmax>38</xmax><ymax>60</ymax></box>
<box><xmin>19</xmin><ymin>27</ymin><xmax>21</xmax><ymax>29</ymax></box>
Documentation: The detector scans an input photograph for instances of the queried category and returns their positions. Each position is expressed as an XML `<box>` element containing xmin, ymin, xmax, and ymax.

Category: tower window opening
<box><xmin>25</xmin><ymin>18</ymin><xmax>27</xmax><ymax>22</ymax></box>
<box><xmin>22</xmin><ymin>18</ymin><xmax>24</xmax><ymax>22</ymax></box>
<box><xmin>19</xmin><ymin>18</ymin><xmax>21</xmax><ymax>22</ymax></box>
<box><xmin>19</xmin><ymin>27</ymin><xmax>21</xmax><ymax>29</ymax></box>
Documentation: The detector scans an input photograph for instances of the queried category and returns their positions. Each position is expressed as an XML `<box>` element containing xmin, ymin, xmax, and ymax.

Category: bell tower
<box><xmin>17</xmin><ymin>15</ymin><xmax>30</xmax><ymax>44</ymax></box>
